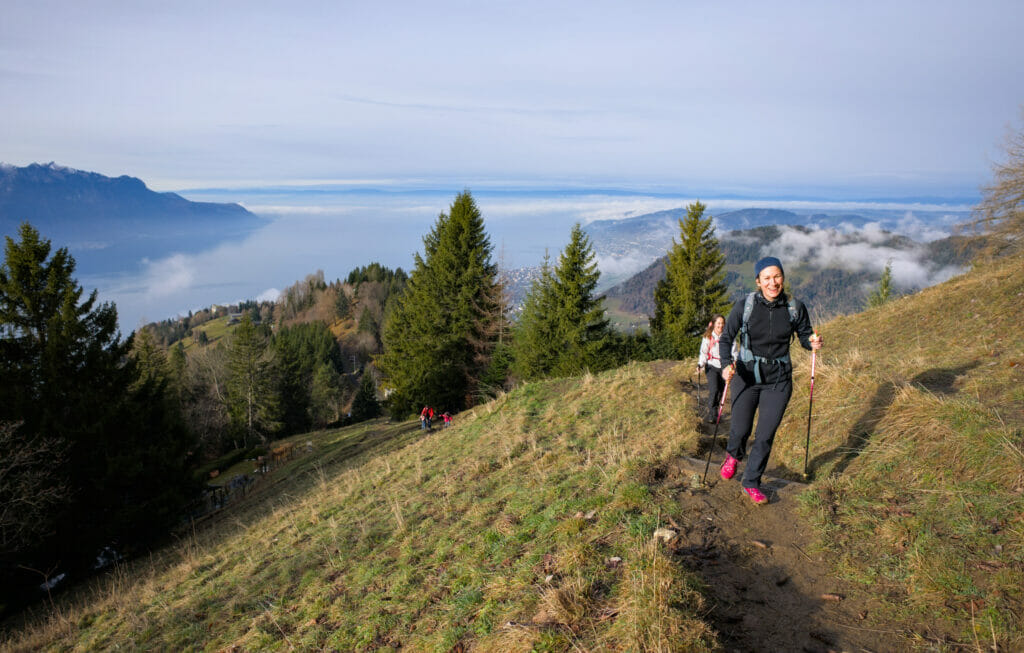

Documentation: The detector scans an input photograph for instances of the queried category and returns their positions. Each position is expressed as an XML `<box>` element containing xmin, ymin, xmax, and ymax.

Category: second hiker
<box><xmin>719</xmin><ymin>256</ymin><xmax>823</xmax><ymax>505</ymax></box>
<box><xmin>697</xmin><ymin>314</ymin><xmax>735</xmax><ymax>423</ymax></box>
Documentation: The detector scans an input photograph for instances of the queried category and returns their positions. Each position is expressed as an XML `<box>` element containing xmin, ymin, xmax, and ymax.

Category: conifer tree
<box><xmin>309</xmin><ymin>361</ymin><xmax>342</xmax><ymax>426</ymax></box>
<box><xmin>131</xmin><ymin>327</ymin><xmax>170</xmax><ymax>389</ymax></box>
<box><xmin>335</xmin><ymin>290</ymin><xmax>351</xmax><ymax>319</ymax></box>
<box><xmin>380</xmin><ymin>191</ymin><xmax>499</xmax><ymax>413</ymax></box>
<box><xmin>513</xmin><ymin>225</ymin><xmax>613</xmax><ymax>379</ymax></box>
<box><xmin>551</xmin><ymin>223</ymin><xmax>612</xmax><ymax>375</ymax></box>
<box><xmin>511</xmin><ymin>252</ymin><xmax>560</xmax><ymax>379</ymax></box>
<box><xmin>350</xmin><ymin>372</ymin><xmax>381</xmax><ymax>422</ymax></box>
<box><xmin>226</xmin><ymin>315</ymin><xmax>280</xmax><ymax>446</ymax></box>
<box><xmin>650</xmin><ymin>201</ymin><xmax>730</xmax><ymax>357</ymax></box>
<box><xmin>272</xmin><ymin>321</ymin><xmax>344</xmax><ymax>435</ymax></box>
<box><xmin>167</xmin><ymin>341</ymin><xmax>187</xmax><ymax>403</ymax></box>
<box><xmin>866</xmin><ymin>261</ymin><xmax>894</xmax><ymax>308</ymax></box>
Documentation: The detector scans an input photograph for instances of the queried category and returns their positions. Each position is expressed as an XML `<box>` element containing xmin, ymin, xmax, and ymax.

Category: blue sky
<box><xmin>2</xmin><ymin>1</ymin><xmax>1023</xmax><ymax>198</ymax></box>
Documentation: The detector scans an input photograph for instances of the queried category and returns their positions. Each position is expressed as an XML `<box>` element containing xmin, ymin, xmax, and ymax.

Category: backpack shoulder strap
<box><xmin>742</xmin><ymin>292</ymin><xmax>757</xmax><ymax>328</ymax></box>
<box><xmin>739</xmin><ymin>292</ymin><xmax>757</xmax><ymax>355</ymax></box>
<box><xmin>786</xmin><ymin>297</ymin><xmax>802</xmax><ymax>344</ymax></box>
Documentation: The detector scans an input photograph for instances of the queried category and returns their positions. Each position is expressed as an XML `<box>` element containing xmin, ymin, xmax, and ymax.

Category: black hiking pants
<box><xmin>705</xmin><ymin>365</ymin><xmax>724</xmax><ymax>419</ymax></box>
<box><xmin>725</xmin><ymin>371</ymin><xmax>793</xmax><ymax>489</ymax></box>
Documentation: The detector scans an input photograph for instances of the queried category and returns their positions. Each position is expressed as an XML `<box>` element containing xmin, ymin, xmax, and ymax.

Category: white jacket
<box><xmin>698</xmin><ymin>333</ymin><xmax>738</xmax><ymax>369</ymax></box>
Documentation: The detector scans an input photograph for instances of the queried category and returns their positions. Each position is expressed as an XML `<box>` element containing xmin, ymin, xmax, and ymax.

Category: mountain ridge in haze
<box><xmin>0</xmin><ymin>162</ymin><xmax>264</xmax><ymax>275</ymax></box>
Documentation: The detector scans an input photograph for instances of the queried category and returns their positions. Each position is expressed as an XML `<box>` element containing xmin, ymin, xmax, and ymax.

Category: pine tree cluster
<box><xmin>1</xmin><ymin>223</ymin><xmax>196</xmax><ymax>611</ymax></box>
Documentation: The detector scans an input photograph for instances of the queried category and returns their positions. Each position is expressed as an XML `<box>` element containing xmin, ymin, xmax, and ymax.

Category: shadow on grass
<box><xmin>808</xmin><ymin>361</ymin><xmax>980</xmax><ymax>478</ymax></box>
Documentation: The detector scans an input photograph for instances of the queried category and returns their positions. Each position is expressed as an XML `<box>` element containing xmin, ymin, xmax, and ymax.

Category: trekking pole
<box><xmin>702</xmin><ymin>371</ymin><xmax>732</xmax><ymax>484</ymax></box>
<box><xmin>803</xmin><ymin>337</ymin><xmax>818</xmax><ymax>479</ymax></box>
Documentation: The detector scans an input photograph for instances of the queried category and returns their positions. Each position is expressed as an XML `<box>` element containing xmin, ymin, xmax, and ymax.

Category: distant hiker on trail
<box><xmin>698</xmin><ymin>314</ymin><xmax>736</xmax><ymax>423</ymax></box>
<box><xmin>420</xmin><ymin>405</ymin><xmax>434</xmax><ymax>430</ymax></box>
<box><xmin>718</xmin><ymin>257</ymin><xmax>823</xmax><ymax>505</ymax></box>
<box><xmin>442</xmin><ymin>411</ymin><xmax>452</xmax><ymax>428</ymax></box>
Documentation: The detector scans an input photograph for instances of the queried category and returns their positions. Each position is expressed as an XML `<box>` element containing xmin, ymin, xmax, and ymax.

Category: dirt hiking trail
<box><xmin>650</xmin><ymin>373</ymin><xmax>907</xmax><ymax>652</ymax></box>
<box><xmin>658</xmin><ymin>452</ymin><xmax>900</xmax><ymax>653</ymax></box>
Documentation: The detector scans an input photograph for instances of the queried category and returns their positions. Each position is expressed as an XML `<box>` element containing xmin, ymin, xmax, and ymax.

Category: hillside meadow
<box><xmin>2</xmin><ymin>251</ymin><xmax>1022</xmax><ymax>651</ymax></box>
<box><xmin>785</xmin><ymin>250</ymin><xmax>1024</xmax><ymax>646</ymax></box>
<box><xmin>4</xmin><ymin>362</ymin><xmax>719</xmax><ymax>651</ymax></box>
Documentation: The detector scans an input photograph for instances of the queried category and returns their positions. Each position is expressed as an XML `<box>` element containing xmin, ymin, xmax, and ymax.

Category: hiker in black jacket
<box><xmin>718</xmin><ymin>256</ymin><xmax>823</xmax><ymax>504</ymax></box>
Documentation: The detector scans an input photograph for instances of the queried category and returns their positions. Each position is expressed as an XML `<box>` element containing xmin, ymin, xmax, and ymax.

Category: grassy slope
<box><xmin>179</xmin><ymin>316</ymin><xmax>234</xmax><ymax>352</ymax></box>
<box><xmin>5</xmin><ymin>252</ymin><xmax>1022</xmax><ymax>651</ymax></box>
<box><xmin>779</xmin><ymin>251</ymin><xmax>1024</xmax><ymax>646</ymax></box>
<box><xmin>5</xmin><ymin>364</ymin><xmax>717</xmax><ymax>652</ymax></box>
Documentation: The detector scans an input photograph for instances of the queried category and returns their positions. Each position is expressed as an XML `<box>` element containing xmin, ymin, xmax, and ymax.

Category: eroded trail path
<box><xmin>656</xmin><ymin>441</ymin><xmax>901</xmax><ymax>652</ymax></box>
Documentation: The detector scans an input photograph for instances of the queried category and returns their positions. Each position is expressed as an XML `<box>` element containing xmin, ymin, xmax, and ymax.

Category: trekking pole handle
<box><xmin>716</xmin><ymin>371</ymin><xmax>732</xmax><ymax>423</ymax></box>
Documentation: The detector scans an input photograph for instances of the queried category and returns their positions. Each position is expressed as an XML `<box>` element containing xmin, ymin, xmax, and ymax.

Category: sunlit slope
<box><xmin>777</xmin><ymin>251</ymin><xmax>1024</xmax><ymax>644</ymax></box>
<box><xmin>8</xmin><ymin>364</ymin><xmax>718</xmax><ymax>651</ymax></box>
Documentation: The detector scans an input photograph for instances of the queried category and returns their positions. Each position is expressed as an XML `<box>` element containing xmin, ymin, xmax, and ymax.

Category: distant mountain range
<box><xmin>0</xmin><ymin>162</ymin><xmax>263</xmax><ymax>275</ymax></box>
<box><xmin>584</xmin><ymin>206</ymin><xmax>969</xmax><ymax>277</ymax></box>
<box><xmin>602</xmin><ymin>224</ymin><xmax>979</xmax><ymax>321</ymax></box>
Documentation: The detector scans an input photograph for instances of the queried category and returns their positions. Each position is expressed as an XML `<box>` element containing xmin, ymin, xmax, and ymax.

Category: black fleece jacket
<box><xmin>718</xmin><ymin>291</ymin><xmax>814</xmax><ymax>383</ymax></box>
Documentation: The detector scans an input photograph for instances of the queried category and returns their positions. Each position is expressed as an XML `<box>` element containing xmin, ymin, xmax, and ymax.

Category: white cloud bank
<box><xmin>768</xmin><ymin>225</ymin><xmax>962</xmax><ymax>288</ymax></box>
<box><xmin>140</xmin><ymin>254</ymin><xmax>196</xmax><ymax>299</ymax></box>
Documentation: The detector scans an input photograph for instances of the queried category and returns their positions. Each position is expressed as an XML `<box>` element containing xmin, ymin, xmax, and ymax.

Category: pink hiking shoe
<box><xmin>744</xmin><ymin>487</ymin><xmax>768</xmax><ymax>505</ymax></box>
<box><xmin>720</xmin><ymin>455</ymin><xmax>738</xmax><ymax>480</ymax></box>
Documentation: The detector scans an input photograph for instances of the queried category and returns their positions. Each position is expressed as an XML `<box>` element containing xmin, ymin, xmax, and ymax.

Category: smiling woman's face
<box><xmin>756</xmin><ymin>266</ymin><xmax>784</xmax><ymax>301</ymax></box>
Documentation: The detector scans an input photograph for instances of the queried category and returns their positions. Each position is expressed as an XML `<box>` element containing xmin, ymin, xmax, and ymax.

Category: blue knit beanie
<box><xmin>754</xmin><ymin>256</ymin><xmax>784</xmax><ymax>278</ymax></box>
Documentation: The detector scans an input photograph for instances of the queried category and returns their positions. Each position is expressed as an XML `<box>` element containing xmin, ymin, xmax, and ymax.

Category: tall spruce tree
<box><xmin>380</xmin><ymin>191</ymin><xmax>499</xmax><ymax>414</ymax></box>
<box><xmin>226</xmin><ymin>315</ymin><xmax>280</xmax><ymax>447</ymax></box>
<box><xmin>131</xmin><ymin>327</ymin><xmax>170</xmax><ymax>389</ymax></box>
<box><xmin>551</xmin><ymin>223</ymin><xmax>613</xmax><ymax>375</ymax></box>
<box><xmin>513</xmin><ymin>225</ymin><xmax>613</xmax><ymax>379</ymax></box>
<box><xmin>650</xmin><ymin>201</ymin><xmax>730</xmax><ymax>357</ymax></box>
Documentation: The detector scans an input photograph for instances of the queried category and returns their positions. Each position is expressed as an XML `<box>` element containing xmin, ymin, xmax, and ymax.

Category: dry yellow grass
<box><xmin>785</xmin><ymin>250</ymin><xmax>1024</xmax><ymax>647</ymax></box>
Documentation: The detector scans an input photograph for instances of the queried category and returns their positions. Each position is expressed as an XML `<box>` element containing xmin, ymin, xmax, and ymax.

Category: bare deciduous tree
<box><xmin>970</xmin><ymin>111</ymin><xmax>1024</xmax><ymax>258</ymax></box>
<box><xmin>0</xmin><ymin>421</ymin><xmax>67</xmax><ymax>552</ymax></box>
<box><xmin>184</xmin><ymin>346</ymin><xmax>232</xmax><ymax>453</ymax></box>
